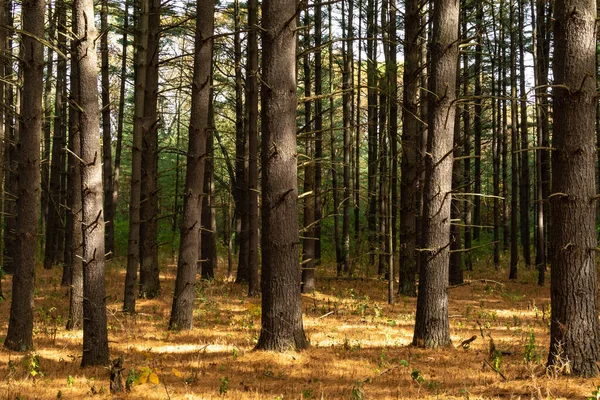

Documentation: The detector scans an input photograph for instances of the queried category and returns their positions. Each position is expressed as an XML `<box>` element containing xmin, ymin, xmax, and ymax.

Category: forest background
<box><xmin>0</xmin><ymin>0</ymin><xmax>598</xmax><ymax>397</ymax></box>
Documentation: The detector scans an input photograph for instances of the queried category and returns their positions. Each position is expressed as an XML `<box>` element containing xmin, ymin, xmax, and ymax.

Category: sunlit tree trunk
<box><xmin>4</xmin><ymin>0</ymin><xmax>44</xmax><ymax>352</ymax></box>
<box><xmin>256</xmin><ymin>0</ymin><xmax>308</xmax><ymax>351</ymax></box>
<box><xmin>548</xmin><ymin>0</ymin><xmax>600</xmax><ymax>376</ymax></box>
<box><xmin>413</xmin><ymin>0</ymin><xmax>458</xmax><ymax>349</ymax></box>
<box><xmin>123</xmin><ymin>0</ymin><xmax>148</xmax><ymax>313</ymax></box>
<box><xmin>169</xmin><ymin>0</ymin><xmax>213</xmax><ymax>330</ymax></box>
<box><xmin>76</xmin><ymin>0</ymin><xmax>109</xmax><ymax>366</ymax></box>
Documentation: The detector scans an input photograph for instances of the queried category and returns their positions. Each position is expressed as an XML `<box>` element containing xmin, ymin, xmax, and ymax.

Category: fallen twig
<box><xmin>483</xmin><ymin>359</ymin><xmax>508</xmax><ymax>381</ymax></box>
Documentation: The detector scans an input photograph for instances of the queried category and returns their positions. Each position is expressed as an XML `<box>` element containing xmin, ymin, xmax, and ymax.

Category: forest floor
<box><xmin>0</xmin><ymin>255</ymin><xmax>597</xmax><ymax>399</ymax></box>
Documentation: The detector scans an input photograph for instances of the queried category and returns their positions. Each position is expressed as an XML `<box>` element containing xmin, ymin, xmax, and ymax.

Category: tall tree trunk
<box><xmin>168</xmin><ymin>0</ymin><xmax>213</xmax><ymax>330</ymax></box>
<box><xmin>462</xmin><ymin>7</ymin><xmax>473</xmax><ymax>272</ymax></box>
<box><xmin>76</xmin><ymin>0</ymin><xmax>109</xmax><ymax>366</ymax></box>
<box><xmin>43</xmin><ymin>3</ymin><xmax>64</xmax><ymax>270</ymax></box>
<box><xmin>234</xmin><ymin>0</ymin><xmax>250</xmax><ymax>284</ymax></box>
<box><xmin>330</xmin><ymin>3</ymin><xmax>342</xmax><ymax>272</ymax></box>
<box><xmin>41</xmin><ymin>4</ymin><xmax>55</xmax><ymax>238</ymax></box>
<box><xmin>46</xmin><ymin>0</ymin><xmax>68</xmax><ymax>271</ymax></box>
<box><xmin>366</xmin><ymin>0</ymin><xmax>378</xmax><ymax>270</ymax></box>
<box><xmin>449</xmin><ymin>21</ymin><xmax>465</xmax><ymax>287</ymax></box>
<box><xmin>4</xmin><ymin>0</ymin><xmax>44</xmax><ymax>351</ymax></box>
<box><xmin>342</xmin><ymin>0</ymin><xmax>353</xmax><ymax>275</ymax></box>
<box><xmin>548</xmin><ymin>0</ymin><xmax>600</xmax><ymax>376</ymax></box>
<box><xmin>123</xmin><ymin>0</ymin><xmax>148</xmax><ymax>313</ymax></box>
<box><xmin>301</xmin><ymin>9</ymin><xmax>315</xmax><ymax>293</ymax></box>
<box><xmin>518</xmin><ymin>0</ymin><xmax>530</xmax><ymax>267</ymax></box>
<box><xmin>139</xmin><ymin>0</ymin><xmax>160</xmax><ymax>298</ymax></box>
<box><xmin>2</xmin><ymin>0</ymin><xmax>15</xmax><ymax>276</ymax></box>
<box><xmin>413</xmin><ymin>0</ymin><xmax>458</xmax><ymax>349</ymax></box>
<box><xmin>113</xmin><ymin>0</ymin><xmax>129</xmax><ymax>253</ymax></box>
<box><xmin>255</xmin><ymin>0</ymin><xmax>308</xmax><ymax>351</ymax></box>
<box><xmin>472</xmin><ymin>0</ymin><xmax>482</xmax><ymax>241</ymax></box>
<box><xmin>388</xmin><ymin>0</ymin><xmax>398</xmax><ymax>284</ymax></box>
<box><xmin>509</xmin><ymin>1</ymin><xmax>519</xmax><ymax>280</ymax></box>
<box><xmin>101</xmin><ymin>0</ymin><xmax>115</xmax><ymax>257</ymax></box>
<box><xmin>534</xmin><ymin>0</ymin><xmax>550</xmax><ymax>283</ymax></box>
<box><xmin>66</xmin><ymin>28</ymin><xmax>83</xmax><ymax>328</ymax></box>
<box><xmin>246</xmin><ymin>0</ymin><xmax>260</xmax><ymax>296</ymax></box>
<box><xmin>313</xmin><ymin>0</ymin><xmax>323</xmax><ymax>266</ymax></box>
<box><xmin>200</xmin><ymin>100</ymin><xmax>216</xmax><ymax>280</ymax></box>
<box><xmin>399</xmin><ymin>0</ymin><xmax>420</xmax><ymax>296</ymax></box>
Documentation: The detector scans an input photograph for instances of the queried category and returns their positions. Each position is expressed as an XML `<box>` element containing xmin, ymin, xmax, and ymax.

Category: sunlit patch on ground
<box><xmin>0</xmin><ymin>258</ymin><xmax>596</xmax><ymax>399</ymax></box>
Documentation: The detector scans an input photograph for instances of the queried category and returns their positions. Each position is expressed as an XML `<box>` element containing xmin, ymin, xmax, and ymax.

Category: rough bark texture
<box><xmin>548</xmin><ymin>0</ymin><xmax>600</xmax><ymax>377</ymax></box>
<box><xmin>101</xmin><ymin>0</ymin><xmax>115</xmax><ymax>257</ymax></box>
<box><xmin>255</xmin><ymin>0</ymin><xmax>308</xmax><ymax>351</ymax></box>
<box><xmin>139</xmin><ymin>0</ymin><xmax>161</xmax><ymax>298</ymax></box>
<box><xmin>200</xmin><ymin>108</ymin><xmax>216</xmax><ymax>280</ymax></box>
<box><xmin>4</xmin><ymin>0</ymin><xmax>44</xmax><ymax>352</ymax></box>
<box><xmin>413</xmin><ymin>0</ymin><xmax>458</xmax><ymax>349</ymax></box>
<box><xmin>123</xmin><ymin>0</ymin><xmax>148</xmax><ymax>313</ymax></box>
<box><xmin>76</xmin><ymin>0</ymin><xmax>109</xmax><ymax>366</ymax></box>
<box><xmin>246</xmin><ymin>0</ymin><xmax>260</xmax><ymax>297</ymax></box>
<box><xmin>66</xmin><ymin>12</ymin><xmax>83</xmax><ymax>330</ymax></box>
<box><xmin>2</xmin><ymin>0</ymin><xmax>15</xmax><ymax>276</ymax></box>
<box><xmin>301</xmin><ymin>10</ymin><xmax>315</xmax><ymax>294</ymax></box>
<box><xmin>399</xmin><ymin>0</ymin><xmax>420</xmax><ymax>296</ymax></box>
<box><xmin>169</xmin><ymin>0</ymin><xmax>213</xmax><ymax>330</ymax></box>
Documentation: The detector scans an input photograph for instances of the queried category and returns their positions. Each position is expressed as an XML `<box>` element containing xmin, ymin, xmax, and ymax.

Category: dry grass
<box><xmin>0</xmin><ymin>257</ymin><xmax>596</xmax><ymax>400</ymax></box>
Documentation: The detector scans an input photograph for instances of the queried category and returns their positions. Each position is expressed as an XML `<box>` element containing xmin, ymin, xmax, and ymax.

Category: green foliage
<box><xmin>67</xmin><ymin>375</ymin><xmax>74</xmax><ymax>387</ymax></box>
<box><xmin>411</xmin><ymin>369</ymin><xmax>424</xmax><ymax>385</ymax></box>
<box><xmin>523</xmin><ymin>330</ymin><xmax>541</xmax><ymax>363</ymax></box>
<box><xmin>219</xmin><ymin>376</ymin><xmax>229</xmax><ymax>395</ymax></box>
<box><xmin>25</xmin><ymin>352</ymin><xmax>43</xmax><ymax>378</ymax></box>
<box><xmin>301</xmin><ymin>388</ymin><xmax>314</xmax><ymax>398</ymax></box>
<box><xmin>589</xmin><ymin>385</ymin><xmax>600</xmax><ymax>400</ymax></box>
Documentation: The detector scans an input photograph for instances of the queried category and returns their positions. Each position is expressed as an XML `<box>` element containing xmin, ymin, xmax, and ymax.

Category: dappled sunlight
<box><xmin>0</xmin><ymin>259</ymin><xmax>596</xmax><ymax>398</ymax></box>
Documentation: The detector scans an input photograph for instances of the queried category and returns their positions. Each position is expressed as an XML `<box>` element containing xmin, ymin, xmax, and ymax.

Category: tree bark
<box><xmin>399</xmin><ymin>0</ymin><xmax>420</xmax><ymax>296</ymax></box>
<box><xmin>76</xmin><ymin>0</ymin><xmax>109</xmax><ymax>366</ymax></box>
<box><xmin>413</xmin><ymin>0</ymin><xmax>458</xmax><ymax>349</ymax></box>
<box><xmin>123</xmin><ymin>0</ymin><xmax>148</xmax><ymax>313</ymax></box>
<box><xmin>548</xmin><ymin>0</ymin><xmax>600</xmax><ymax>377</ymax></box>
<box><xmin>255</xmin><ymin>0</ymin><xmax>308</xmax><ymax>351</ymax></box>
<box><xmin>4</xmin><ymin>0</ymin><xmax>44</xmax><ymax>352</ymax></box>
<box><xmin>139</xmin><ymin>0</ymin><xmax>161</xmax><ymax>298</ymax></box>
<box><xmin>101</xmin><ymin>0</ymin><xmax>115</xmax><ymax>258</ymax></box>
<box><xmin>246</xmin><ymin>0</ymin><xmax>260</xmax><ymax>297</ymax></box>
<box><xmin>169</xmin><ymin>0</ymin><xmax>213</xmax><ymax>330</ymax></box>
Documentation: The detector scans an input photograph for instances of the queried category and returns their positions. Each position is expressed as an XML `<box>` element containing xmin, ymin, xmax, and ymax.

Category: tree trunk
<box><xmin>509</xmin><ymin>2</ymin><xmax>519</xmax><ymax>280</ymax></box>
<box><xmin>234</xmin><ymin>0</ymin><xmax>250</xmax><ymax>284</ymax></box>
<box><xmin>301</xmin><ymin>9</ymin><xmax>315</xmax><ymax>294</ymax></box>
<box><xmin>413</xmin><ymin>0</ymin><xmax>458</xmax><ymax>349</ymax></box>
<box><xmin>366</xmin><ymin>0</ymin><xmax>378</xmax><ymax>270</ymax></box>
<box><xmin>246</xmin><ymin>0</ymin><xmax>260</xmax><ymax>297</ymax></box>
<box><xmin>255</xmin><ymin>0</ymin><xmax>308</xmax><ymax>351</ymax></box>
<box><xmin>548</xmin><ymin>0</ymin><xmax>600</xmax><ymax>377</ymax></box>
<box><xmin>399</xmin><ymin>0</ymin><xmax>420</xmax><ymax>296</ymax></box>
<box><xmin>66</xmin><ymin>28</ymin><xmax>83</xmax><ymax>329</ymax></box>
<box><xmin>518</xmin><ymin>0</ymin><xmax>530</xmax><ymax>267</ymax></box>
<box><xmin>76</xmin><ymin>0</ymin><xmax>109</xmax><ymax>366</ymax></box>
<box><xmin>123</xmin><ymin>0</ymin><xmax>148</xmax><ymax>313</ymax></box>
<box><xmin>342</xmin><ymin>0</ymin><xmax>353</xmax><ymax>275</ymax></box>
<box><xmin>101</xmin><ymin>0</ymin><xmax>114</xmax><ymax>258</ymax></box>
<box><xmin>200</xmin><ymin>103</ymin><xmax>216</xmax><ymax>280</ymax></box>
<box><xmin>4</xmin><ymin>0</ymin><xmax>44</xmax><ymax>352</ymax></box>
<box><xmin>113</xmin><ymin>0</ymin><xmax>129</xmax><ymax>255</ymax></box>
<box><xmin>169</xmin><ymin>0</ymin><xmax>213</xmax><ymax>330</ymax></box>
<box><xmin>2</xmin><ymin>0</ymin><xmax>15</xmax><ymax>276</ymax></box>
<box><xmin>139</xmin><ymin>0</ymin><xmax>160</xmax><ymax>298</ymax></box>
